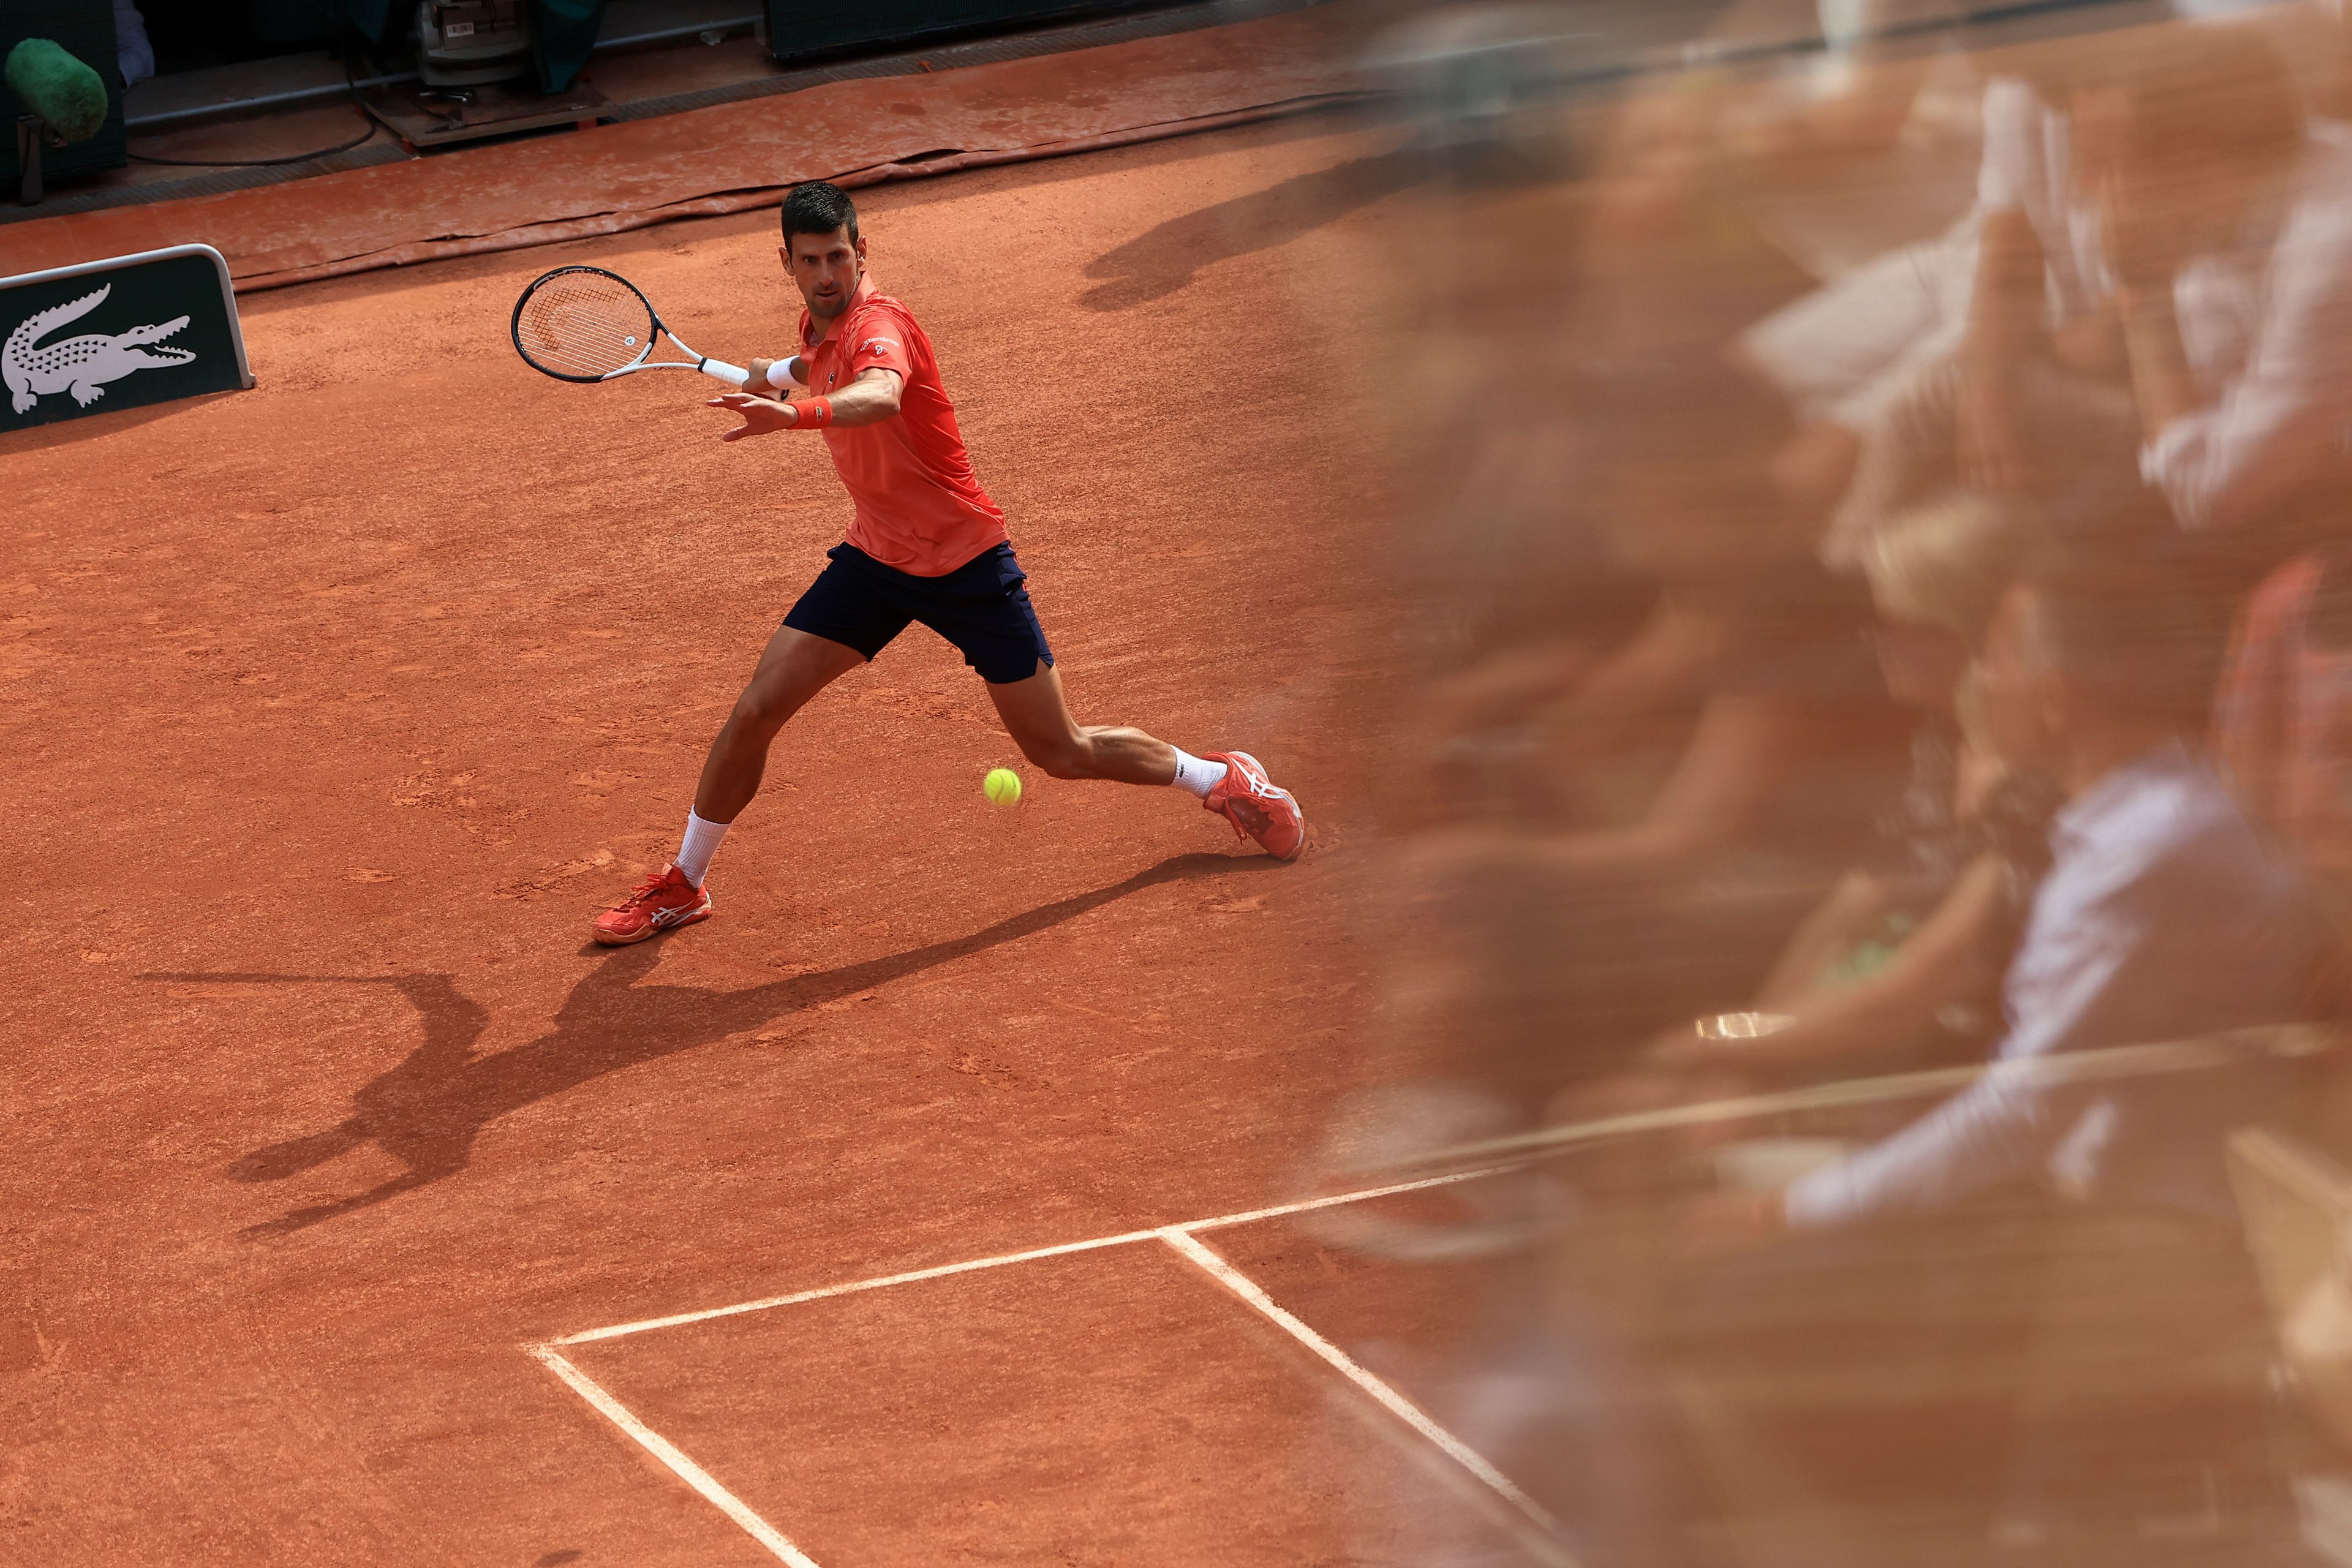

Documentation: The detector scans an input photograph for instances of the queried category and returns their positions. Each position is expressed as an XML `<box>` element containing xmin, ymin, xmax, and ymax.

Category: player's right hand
<box><xmin>707</xmin><ymin>392</ymin><xmax>799</xmax><ymax>442</ymax></box>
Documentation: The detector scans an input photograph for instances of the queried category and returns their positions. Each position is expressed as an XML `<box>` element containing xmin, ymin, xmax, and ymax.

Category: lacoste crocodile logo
<box><xmin>5</xmin><ymin>284</ymin><xmax>195</xmax><ymax>415</ymax></box>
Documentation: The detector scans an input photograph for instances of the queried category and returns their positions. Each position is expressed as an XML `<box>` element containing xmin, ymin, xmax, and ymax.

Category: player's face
<box><xmin>782</xmin><ymin>227</ymin><xmax>866</xmax><ymax>322</ymax></box>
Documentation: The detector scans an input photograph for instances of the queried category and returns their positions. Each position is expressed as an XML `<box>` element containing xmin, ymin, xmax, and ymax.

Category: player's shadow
<box><xmin>161</xmin><ymin>851</ymin><xmax>1273</xmax><ymax>1240</ymax></box>
<box><xmin>1078</xmin><ymin>142</ymin><xmax>1437</xmax><ymax>312</ymax></box>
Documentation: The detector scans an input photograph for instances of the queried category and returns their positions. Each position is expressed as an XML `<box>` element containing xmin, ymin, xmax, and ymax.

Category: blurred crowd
<box><xmin>1354</xmin><ymin>0</ymin><xmax>2352</xmax><ymax>1561</ymax></box>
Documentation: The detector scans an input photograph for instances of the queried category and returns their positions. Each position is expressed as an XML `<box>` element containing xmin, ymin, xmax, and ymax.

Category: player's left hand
<box><xmin>707</xmin><ymin>391</ymin><xmax>799</xmax><ymax>442</ymax></box>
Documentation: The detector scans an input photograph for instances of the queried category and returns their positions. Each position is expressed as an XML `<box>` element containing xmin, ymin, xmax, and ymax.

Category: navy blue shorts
<box><xmin>782</xmin><ymin>541</ymin><xmax>1054</xmax><ymax>686</ymax></box>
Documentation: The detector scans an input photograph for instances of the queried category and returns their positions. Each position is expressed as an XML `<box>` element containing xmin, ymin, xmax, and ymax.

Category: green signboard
<box><xmin>0</xmin><ymin>244</ymin><xmax>253</xmax><ymax>434</ymax></box>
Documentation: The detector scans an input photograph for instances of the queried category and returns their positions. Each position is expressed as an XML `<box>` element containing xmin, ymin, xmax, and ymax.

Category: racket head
<box><xmin>510</xmin><ymin>266</ymin><xmax>661</xmax><ymax>383</ymax></box>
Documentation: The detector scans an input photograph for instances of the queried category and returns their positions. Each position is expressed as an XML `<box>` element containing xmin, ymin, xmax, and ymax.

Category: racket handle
<box><xmin>699</xmin><ymin>358</ymin><xmax>751</xmax><ymax>388</ymax></box>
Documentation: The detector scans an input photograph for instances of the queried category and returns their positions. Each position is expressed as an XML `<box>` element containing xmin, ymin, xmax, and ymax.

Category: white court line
<box><xmin>532</xmin><ymin>1346</ymin><xmax>824</xmax><ymax>1568</ymax></box>
<box><xmin>532</xmin><ymin>1036</ymin><xmax>2341</xmax><ymax>1563</ymax></box>
<box><xmin>550</xmin><ymin>1166</ymin><xmax>1515</xmax><ymax>1346</ymax></box>
<box><xmin>559</xmin><ymin>1032</ymin><xmax>2339</xmax><ymax>1348</ymax></box>
<box><xmin>1182</xmin><ymin>1163</ymin><xmax>1523</xmax><ymax>1232</ymax></box>
<box><xmin>551</xmin><ymin>1229</ymin><xmax>1155</xmax><ymax>1346</ymax></box>
<box><xmin>535</xmin><ymin>1166</ymin><xmax>1564</xmax><ymax>1567</ymax></box>
<box><xmin>1158</xmin><ymin>1227</ymin><xmax>1580</xmax><ymax>1568</ymax></box>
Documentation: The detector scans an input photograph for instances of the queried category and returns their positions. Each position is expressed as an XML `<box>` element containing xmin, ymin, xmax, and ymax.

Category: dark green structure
<box><xmin>1</xmin><ymin>245</ymin><xmax>254</xmax><ymax>434</ymax></box>
<box><xmin>1</xmin><ymin>1</ymin><xmax>126</xmax><ymax>191</ymax></box>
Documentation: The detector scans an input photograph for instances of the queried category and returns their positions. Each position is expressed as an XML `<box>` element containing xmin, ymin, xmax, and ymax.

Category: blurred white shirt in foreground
<box><xmin>1787</xmin><ymin>741</ymin><xmax>2326</xmax><ymax>1226</ymax></box>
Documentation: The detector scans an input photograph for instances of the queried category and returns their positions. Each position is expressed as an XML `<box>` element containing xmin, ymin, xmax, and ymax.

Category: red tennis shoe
<box><xmin>591</xmin><ymin>865</ymin><xmax>712</xmax><ymax>945</ymax></box>
<box><xmin>1202</xmin><ymin>750</ymin><xmax>1305</xmax><ymax>861</ymax></box>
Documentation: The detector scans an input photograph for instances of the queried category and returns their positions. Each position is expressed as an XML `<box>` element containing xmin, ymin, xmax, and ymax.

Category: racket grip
<box><xmin>699</xmin><ymin>358</ymin><xmax>752</xmax><ymax>388</ymax></box>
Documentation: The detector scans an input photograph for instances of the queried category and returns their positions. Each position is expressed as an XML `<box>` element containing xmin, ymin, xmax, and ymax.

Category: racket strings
<box><xmin>516</xmin><ymin>273</ymin><xmax>657</xmax><ymax>379</ymax></box>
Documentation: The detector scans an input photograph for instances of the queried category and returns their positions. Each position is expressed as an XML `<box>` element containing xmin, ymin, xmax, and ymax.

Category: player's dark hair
<box><xmin>780</xmin><ymin>181</ymin><xmax>859</xmax><ymax>248</ymax></box>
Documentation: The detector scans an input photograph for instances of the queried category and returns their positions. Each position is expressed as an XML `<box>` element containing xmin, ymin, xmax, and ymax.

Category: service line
<box><xmin>550</xmin><ymin>1166</ymin><xmax>1517</xmax><ymax>1346</ymax></box>
<box><xmin>562</xmin><ymin>1030</ymin><xmax>2331</xmax><ymax>1349</ymax></box>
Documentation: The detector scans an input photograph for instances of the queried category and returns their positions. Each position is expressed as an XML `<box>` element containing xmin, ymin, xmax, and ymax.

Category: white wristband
<box><xmin>765</xmin><ymin>357</ymin><xmax>801</xmax><ymax>391</ymax></box>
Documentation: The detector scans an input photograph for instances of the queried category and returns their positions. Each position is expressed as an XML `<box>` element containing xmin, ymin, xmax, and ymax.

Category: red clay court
<box><xmin>0</xmin><ymin>11</ymin><xmax>1565</xmax><ymax>1562</ymax></box>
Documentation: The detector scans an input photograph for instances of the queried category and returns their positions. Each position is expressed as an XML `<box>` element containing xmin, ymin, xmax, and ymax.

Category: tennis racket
<box><xmin>510</xmin><ymin>265</ymin><xmax>750</xmax><ymax>387</ymax></box>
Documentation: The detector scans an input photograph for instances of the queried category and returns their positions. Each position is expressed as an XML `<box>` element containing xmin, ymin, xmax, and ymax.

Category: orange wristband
<box><xmin>793</xmin><ymin>396</ymin><xmax>834</xmax><ymax>430</ymax></box>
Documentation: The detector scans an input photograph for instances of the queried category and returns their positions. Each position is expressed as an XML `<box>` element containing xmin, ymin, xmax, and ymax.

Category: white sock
<box><xmin>1169</xmin><ymin>748</ymin><xmax>1229</xmax><ymax>799</ymax></box>
<box><xmin>675</xmin><ymin>810</ymin><xmax>730</xmax><ymax>888</ymax></box>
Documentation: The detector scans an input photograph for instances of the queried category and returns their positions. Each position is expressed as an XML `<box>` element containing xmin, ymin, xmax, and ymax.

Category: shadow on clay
<box><xmin>1078</xmin><ymin>141</ymin><xmax>1438</xmax><ymax>312</ymax></box>
<box><xmin>147</xmin><ymin>850</ymin><xmax>1278</xmax><ymax>1240</ymax></box>
<box><xmin>0</xmin><ymin>390</ymin><xmax>243</xmax><ymax>454</ymax></box>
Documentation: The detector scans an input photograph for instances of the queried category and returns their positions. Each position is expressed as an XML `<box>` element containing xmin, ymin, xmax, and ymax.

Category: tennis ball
<box><xmin>984</xmin><ymin>767</ymin><xmax>1022</xmax><ymax>806</ymax></box>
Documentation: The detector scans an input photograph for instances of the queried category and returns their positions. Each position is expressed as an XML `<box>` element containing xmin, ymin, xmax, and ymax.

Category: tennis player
<box><xmin>592</xmin><ymin>181</ymin><xmax>1305</xmax><ymax>943</ymax></box>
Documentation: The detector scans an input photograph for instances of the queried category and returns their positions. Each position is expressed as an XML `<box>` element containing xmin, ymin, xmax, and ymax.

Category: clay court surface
<box><xmin>0</xmin><ymin>114</ymin><xmax>1551</xmax><ymax>1563</ymax></box>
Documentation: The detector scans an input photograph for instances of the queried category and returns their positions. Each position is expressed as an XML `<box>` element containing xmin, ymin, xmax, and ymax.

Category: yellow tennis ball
<box><xmin>984</xmin><ymin>767</ymin><xmax>1022</xmax><ymax>806</ymax></box>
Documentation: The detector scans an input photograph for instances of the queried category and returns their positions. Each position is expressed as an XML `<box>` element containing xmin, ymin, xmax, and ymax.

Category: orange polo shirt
<box><xmin>798</xmin><ymin>277</ymin><xmax>1008</xmax><ymax>576</ymax></box>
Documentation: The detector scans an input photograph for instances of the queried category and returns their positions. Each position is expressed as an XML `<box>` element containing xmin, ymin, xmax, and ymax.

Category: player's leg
<box><xmin>592</xmin><ymin>551</ymin><xmax>907</xmax><ymax>944</ymax></box>
<box><xmin>693</xmin><ymin>625</ymin><xmax>868</xmax><ymax>823</ymax></box>
<box><xmin>918</xmin><ymin>543</ymin><xmax>1306</xmax><ymax>858</ymax></box>
<box><xmin>985</xmin><ymin>660</ymin><xmax>1179</xmax><ymax>785</ymax></box>
<box><xmin>921</xmin><ymin>544</ymin><xmax>1185</xmax><ymax>785</ymax></box>
<box><xmin>591</xmin><ymin>628</ymin><xmax>865</xmax><ymax>946</ymax></box>
<box><xmin>986</xmin><ymin>661</ymin><xmax>1306</xmax><ymax>861</ymax></box>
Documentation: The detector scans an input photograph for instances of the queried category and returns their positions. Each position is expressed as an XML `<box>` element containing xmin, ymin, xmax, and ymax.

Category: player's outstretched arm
<box><xmin>747</xmin><ymin>355</ymin><xmax>809</xmax><ymax>391</ymax></box>
<box><xmin>817</xmin><ymin>366</ymin><xmax>902</xmax><ymax>424</ymax></box>
<box><xmin>706</xmin><ymin>367</ymin><xmax>903</xmax><ymax>441</ymax></box>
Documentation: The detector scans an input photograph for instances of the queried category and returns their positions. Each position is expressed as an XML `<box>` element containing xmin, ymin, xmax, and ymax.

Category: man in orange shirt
<box><xmin>592</xmin><ymin>181</ymin><xmax>1304</xmax><ymax>944</ymax></box>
